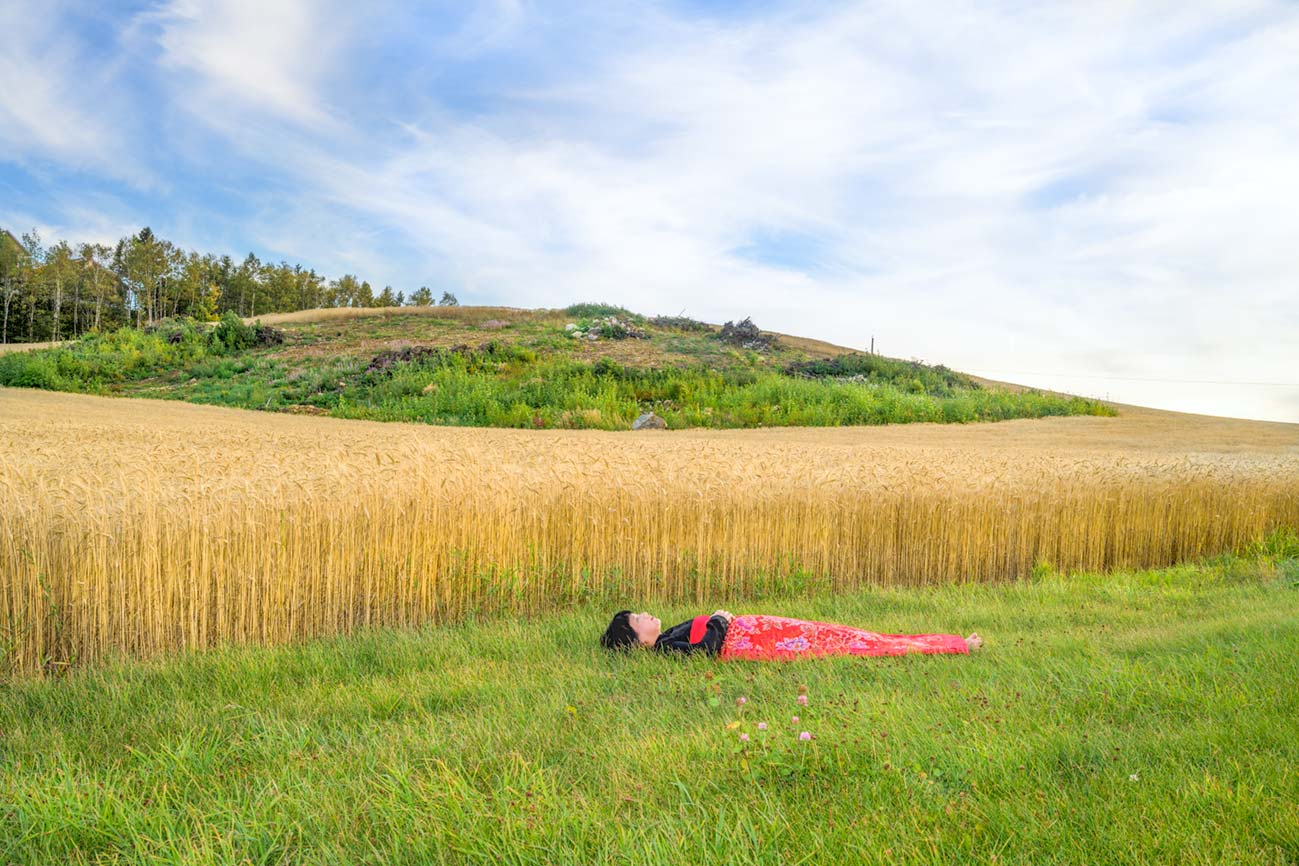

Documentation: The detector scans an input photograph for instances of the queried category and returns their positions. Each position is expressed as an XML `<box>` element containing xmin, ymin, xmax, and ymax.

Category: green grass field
<box><xmin>2</xmin><ymin>552</ymin><xmax>1297</xmax><ymax>865</ymax></box>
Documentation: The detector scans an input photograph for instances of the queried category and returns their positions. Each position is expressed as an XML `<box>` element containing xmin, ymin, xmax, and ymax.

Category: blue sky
<box><xmin>2</xmin><ymin>0</ymin><xmax>1298</xmax><ymax>422</ymax></box>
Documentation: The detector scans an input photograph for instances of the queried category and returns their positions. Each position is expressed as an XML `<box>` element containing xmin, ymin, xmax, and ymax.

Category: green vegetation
<box><xmin>785</xmin><ymin>353</ymin><xmax>980</xmax><ymax>397</ymax></box>
<box><xmin>0</xmin><ymin>313</ymin><xmax>273</xmax><ymax>390</ymax></box>
<box><xmin>2</xmin><ymin>547</ymin><xmax>1296</xmax><ymax>864</ymax></box>
<box><xmin>563</xmin><ymin>302</ymin><xmax>644</xmax><ymax>321</ymax></box>
<box><xmin>649</xmin><ymin>314</ymin><xmax>713</xmax><ymax>333</ymax></box>
<box><xmin>0</xmin><ymin>308</ymin><xmax>1114</xmax><ymax>430</ymax></box>
<box><xmin>336</xmin><ymin>355</ymin><xmax>1105</xmax><ymax>428</ymax></box>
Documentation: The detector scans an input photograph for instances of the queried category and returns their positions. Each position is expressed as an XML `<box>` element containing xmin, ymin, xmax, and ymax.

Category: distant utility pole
<box><xmin>870</xmin><ymin>336</ymin><xmax>875</xmax><ymax>355</ymax></box>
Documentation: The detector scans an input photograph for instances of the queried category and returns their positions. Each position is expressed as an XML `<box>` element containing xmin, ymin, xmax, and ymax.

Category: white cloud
<box><xmin>7</xmin><ymin>0</ymin><xmax>1299</xmax><ymax>421</ymax></box>
<box><xmin>0</xmin><ymin>202</ymin><xmax>141</xmax><ymax>250</ymax></box>
<box><xmin>149</xmin><ymin>0</ymin><xmax>345</xmax><ymax>128</ymax></box>
<box><xmin>0</xmin><ymin>1</ymin><xmax>143</xmax><ymax>181</ymax></box>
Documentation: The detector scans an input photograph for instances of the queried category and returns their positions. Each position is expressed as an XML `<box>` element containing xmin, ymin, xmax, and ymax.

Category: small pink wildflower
<box><xmin>791</xmin><ymin>715</ymin><xmax>799</xmax><ymax>724</ymax></box>
<box><xmin>797</xmin><ymin>694</ymin><xmax>808</xmax><ymax>706</ymax></box>
<box><xmin>739</xmin><ymin>733</ymin><xmax>750</xmax><ymax>742</ymax></box>
<box><xmin>799</xmin><ymin>731</ymin><xmax>812</xmax><ymax>741</ymax></box>
<box><xmin>736</xmin><ymin>696</ymin><xmax>747</xmax><ymax>707</ymax></box>
<box><xmin>757</xmin><ymin>722</ymin><xmax>767</xmax><ymax>731</ymax></box>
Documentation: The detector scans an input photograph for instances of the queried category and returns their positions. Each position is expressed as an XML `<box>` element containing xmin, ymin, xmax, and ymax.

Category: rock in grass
<box><xmin>632</xmin><ymin>412</ymin><xmax>667</xmax><ymax>430</ymax></box>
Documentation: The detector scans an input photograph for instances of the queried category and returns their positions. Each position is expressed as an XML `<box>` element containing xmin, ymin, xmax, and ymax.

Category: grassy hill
<box><xmin>0</xmin><ymin>303</ymin><xmax>1112</xmax><ymax>430</ymax></box>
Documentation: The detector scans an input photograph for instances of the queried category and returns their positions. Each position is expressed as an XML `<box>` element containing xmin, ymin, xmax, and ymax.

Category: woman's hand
<box><xmin>711</xmin><ymin>609</ymin><xmax>734</xmax><ymax>623</ymax></box>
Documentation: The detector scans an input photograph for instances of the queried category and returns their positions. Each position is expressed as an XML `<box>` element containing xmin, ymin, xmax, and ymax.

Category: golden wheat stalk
<box><xmin>2</xmin><ymin>389</ymin><xmax>1296</xmax><ymax>677</ymax></box>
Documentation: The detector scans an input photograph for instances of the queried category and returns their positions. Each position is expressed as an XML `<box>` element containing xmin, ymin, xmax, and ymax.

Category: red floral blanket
<box><xmin>720</xmin><ymin>614</ymin><xmax>967</xmax><ymax>661</ymax></box>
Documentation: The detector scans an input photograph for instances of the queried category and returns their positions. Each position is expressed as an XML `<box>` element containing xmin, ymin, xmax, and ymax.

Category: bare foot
<box><xmin>965</xmin><ymin>632</ymin><xmax>983</xmax><ymax>652</ymax></box>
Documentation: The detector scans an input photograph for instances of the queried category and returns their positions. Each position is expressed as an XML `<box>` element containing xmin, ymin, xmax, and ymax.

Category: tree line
<box><xmin>0</xmin><ymin>226</ymin><xmax>459</xmax><ymax>344</ymax></box>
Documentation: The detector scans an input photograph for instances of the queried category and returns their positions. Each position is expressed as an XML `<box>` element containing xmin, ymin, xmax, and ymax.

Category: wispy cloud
<box><xmin>3</xmin><ymin>0</ymin><xmax>1297</xmax><ymax>421</ymax></box>
<box><xmin>148</xmin><ymin>0</ymin><xmax>346</xmax><ymax>128</ymax></box>
<box><xmin>0</xmin><ymin>1</ymin><xmax>145</xmax><ymax>182</ymax></box>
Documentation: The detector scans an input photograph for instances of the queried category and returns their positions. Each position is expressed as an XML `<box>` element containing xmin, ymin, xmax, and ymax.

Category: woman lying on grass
<box><xmin>600</xmin><ymin>609</ymin><xmax>983</xmax><ymax>660</ymax></box>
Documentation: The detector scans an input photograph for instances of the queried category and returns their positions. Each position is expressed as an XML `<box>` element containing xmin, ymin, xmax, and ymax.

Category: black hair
<box><xmin>600</xmin><ymin>610</ymin><xmax>638</xmax><ymax>650</ymax></box>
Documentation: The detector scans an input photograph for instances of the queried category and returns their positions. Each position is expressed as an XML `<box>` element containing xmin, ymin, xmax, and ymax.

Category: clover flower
<box><xmin>757</xmin><ymin>722</ymin><xmax>767</xmax><ymax>731</ymax></box>
<box><xmin>799</xmin><ymin>732</ymin><xmax>812</xmax><ymax>741</ymax></box>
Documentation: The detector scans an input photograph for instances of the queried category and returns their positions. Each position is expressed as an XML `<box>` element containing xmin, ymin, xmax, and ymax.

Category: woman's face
<box><xmin>628</xmin><ymin>611</ymin><xmax>661</xmax><ymax>645</ymax></box>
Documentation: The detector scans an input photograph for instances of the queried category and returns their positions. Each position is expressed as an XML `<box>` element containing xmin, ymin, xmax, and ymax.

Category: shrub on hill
<box><xmin>784</xmin><ymin>353</ymin><xmax>979</xmax><ymax>397</ymax></box>
<box><xmin>566</xmin><ymin>316</ymin><xmax>649</xmax><ymax>341</ymax></box>
<box><xmin>563</xmin><ymin>302</ymin><xmax>645</xmax><ymax>323</ymax></box>
<box><xmin>365</xmin><ymin>340</ymin><xmax>536</xmax><ymax>376</ymax></box>
<box><xmin>715</xmin><ymin>317</ymin><xmax>775</xmax><ymax>351</ymax></box>
<box><xmin>649</xmin><ymin>315</ymin><xmax>714</xmax><ymax>333</ymax></box>
<box><xmin>144</xmin><ymin>317</ymin><xmax>201</xmax><ymax>345</ymax></box>
<box><xmin>0</xmin><ymin>326</ymin><xmax>207</xmax><ymax>389</ymax></box>
<box><xmin>210</xmin><ymin>312</ymin><xmax>284</xmax><ymax>353</ymax></box>
<box><xmin>0</xmin><ymin>314</ymin><xmax>284</xmax><ymax>390</ymax></box>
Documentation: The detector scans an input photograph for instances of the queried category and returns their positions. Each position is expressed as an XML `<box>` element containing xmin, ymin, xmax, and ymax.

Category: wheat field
<box><xmin>2</xmin><ymin>387</ymin><xmax>1297</xmax><ymax>676</ymax></box>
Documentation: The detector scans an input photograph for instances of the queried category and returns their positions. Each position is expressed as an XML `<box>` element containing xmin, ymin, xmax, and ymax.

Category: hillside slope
<box><xmin>0</xmin><ymin>304</ymin><xmax>1112</xmax><ymax>430</ymax></box>
<box><xmin>246</xmin><ymin>306</ymin><xmax>1294</xmax><ymax>427</ymax></box>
